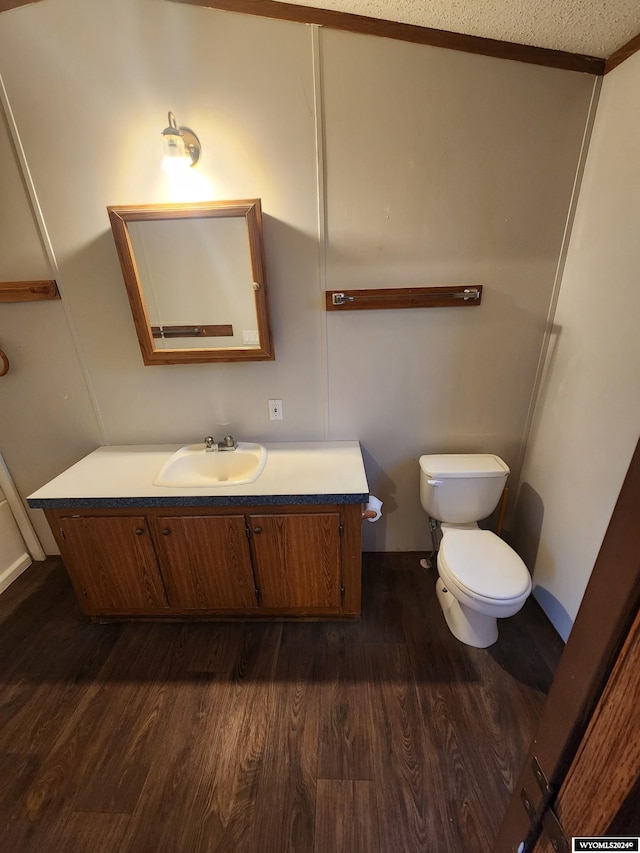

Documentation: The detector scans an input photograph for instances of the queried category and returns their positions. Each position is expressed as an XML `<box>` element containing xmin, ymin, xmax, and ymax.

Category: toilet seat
<box><xmin>439</xmin><ymin>528</ymin><xmax>531</xmax><ymax>604</ymax></box>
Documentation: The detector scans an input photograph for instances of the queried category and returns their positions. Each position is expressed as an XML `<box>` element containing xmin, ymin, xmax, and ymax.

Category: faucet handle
<box><xmin>222</xmin><ymin>434</ymin><xmax>237</xmax><ymax>449</ymax></box>
<box><xmin>204</xmin><ymin>435</ymin><xmax>215</xmax><ymax>448</ymax></box>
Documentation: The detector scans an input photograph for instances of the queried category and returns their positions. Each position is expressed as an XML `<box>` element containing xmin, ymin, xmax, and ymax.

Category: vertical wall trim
<box><xmin>511</xmin><ymin>75</ymin><xmax>602</xmax><ymax>497</ymax></box>
<box><xmin>311</xmin><ymin>24</ymin><xmax>330</xmax><ymax>439</ymax></box>
<box><xmin>0</xmin><ymin>72</ymin><xmax>109</xmax><ymax>446</ymax></box>
<box><xmin>0</xmin><ymin>451</ymin><xmax>45</xmax><ymax>561</ymax></box>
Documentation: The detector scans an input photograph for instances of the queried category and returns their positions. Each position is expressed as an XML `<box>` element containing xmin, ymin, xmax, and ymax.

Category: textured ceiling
<box><xmin>275</xmin><ymin>0</ymin><xmax>640</xmax><ymax>58</ymax></box>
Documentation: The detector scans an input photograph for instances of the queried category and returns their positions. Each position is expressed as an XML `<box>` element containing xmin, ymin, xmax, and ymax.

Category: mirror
<box><xmin>107</xmin><ymin>199</ymin><xmax>275</xmax><ymax>364</ymax></box>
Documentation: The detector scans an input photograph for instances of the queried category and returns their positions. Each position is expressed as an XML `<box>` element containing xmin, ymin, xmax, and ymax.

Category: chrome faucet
<box><xmin>204</xmin><ymin>434</ymin><xmax>237</xmax><ymax>452</ymax></box>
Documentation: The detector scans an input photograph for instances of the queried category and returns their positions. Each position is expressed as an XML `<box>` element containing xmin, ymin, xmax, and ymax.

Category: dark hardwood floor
<box><xmin>0</xmin><ymin>553</ymin><xmax>564</xmax><ymax>852</ymax></box>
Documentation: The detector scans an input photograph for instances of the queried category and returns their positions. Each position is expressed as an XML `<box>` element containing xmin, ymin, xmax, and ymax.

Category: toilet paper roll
<box><xmin>364</xmin><ymin>495</ymin><xmax>383</xmax><ymax>522</ymax></box>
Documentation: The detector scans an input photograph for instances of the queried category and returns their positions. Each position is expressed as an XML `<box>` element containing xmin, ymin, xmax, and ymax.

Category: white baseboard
<box><xmin>0</xmin><ymin>553</ymin><xmax>32</xmax><ymax>596</ymax></box>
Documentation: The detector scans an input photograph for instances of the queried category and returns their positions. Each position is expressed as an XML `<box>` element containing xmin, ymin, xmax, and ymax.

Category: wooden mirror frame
<box><xmin>107</xmin><ymin>199</ymin><xmax>275</xmax><ymax>365</ymax></box>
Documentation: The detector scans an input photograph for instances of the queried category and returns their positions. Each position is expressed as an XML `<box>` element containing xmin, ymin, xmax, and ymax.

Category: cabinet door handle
<box><xmin>162</xmin><ymin>528</ymin><xmax>171</xmax><ymax>535</ymax></box>
<box><xmin>135</xmin><ymin>528</ymin><xmax>145</xmax><ymax>535</ymax></box>
<box><xmin>253</xmin><ymin>526</ymin><xmax>262</xmax><ymax>534</ymax></box>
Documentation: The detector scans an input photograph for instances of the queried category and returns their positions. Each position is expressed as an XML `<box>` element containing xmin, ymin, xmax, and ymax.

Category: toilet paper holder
<box><xmin>362</xmin><ymin>495</ymin><xmax>383</xmax><ymax>522</ymax></box>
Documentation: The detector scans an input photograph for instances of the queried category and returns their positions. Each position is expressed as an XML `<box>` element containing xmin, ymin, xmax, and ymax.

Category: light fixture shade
<box><xmin>162</xmin><ymin>136</ymin><xmax>188</xmax><ymax>174</ymax></box>
<box><xmin>161</xmin><ymin>111</ymin><xmax>201</xmax><ymax>172</ymax></box>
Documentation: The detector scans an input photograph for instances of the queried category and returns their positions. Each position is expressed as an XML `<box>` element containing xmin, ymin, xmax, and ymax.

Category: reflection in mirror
<box><xmin>107</xmin><ymin>200</ymin><xmax>274</xmax><ymax>364</ymax></box>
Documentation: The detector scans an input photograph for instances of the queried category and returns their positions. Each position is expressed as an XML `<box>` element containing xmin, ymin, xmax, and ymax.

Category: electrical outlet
<box><xmin>268</xmin><ymin>399</ymin><xmax>283</xmax><ymax>421</ymax></box>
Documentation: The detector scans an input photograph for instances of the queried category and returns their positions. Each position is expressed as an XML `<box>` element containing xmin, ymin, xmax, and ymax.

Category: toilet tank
<box><xmin>419</xmin><ymin>454</ymin><xmax>509</xmax><ymax>523</ymax></box>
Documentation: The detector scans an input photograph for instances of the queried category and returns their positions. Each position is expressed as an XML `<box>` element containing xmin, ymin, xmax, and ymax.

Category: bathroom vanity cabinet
<box><xmin>45</xmin><ymin>503</ymin><xmax>362</xmax><ymax>619</ymax></box>
<box><xmin>29</xmin><ymin>441</ymin><xmax>369</xmax><ymax>622</ymax></box>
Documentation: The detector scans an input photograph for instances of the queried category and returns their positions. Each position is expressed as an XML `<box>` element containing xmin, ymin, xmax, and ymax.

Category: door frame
<box><xmin>530</xmin><ymin>603</ymin><xmax>640</xmax><ymax>851</ymax></box>
<box><xmin>492</xmin><ymin>437</ymin><xmax>640</xmax><ymax>851</ymax></box>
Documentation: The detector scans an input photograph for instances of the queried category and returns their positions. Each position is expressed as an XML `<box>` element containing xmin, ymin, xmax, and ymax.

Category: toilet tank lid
<box><xmin>419</xmin><ymin>454</ymin><xmax>509</xmax><ymax>478</ymax></box>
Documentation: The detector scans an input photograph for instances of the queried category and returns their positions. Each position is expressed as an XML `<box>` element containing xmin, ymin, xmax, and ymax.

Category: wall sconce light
<box><xmin>161</xmin><ymin>111</ymin><xmax>201</xmax><ymax>172</ymax></box>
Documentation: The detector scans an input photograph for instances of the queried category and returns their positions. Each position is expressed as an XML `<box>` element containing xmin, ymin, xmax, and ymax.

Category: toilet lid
<box><xmin>440</xmin><ymin>529</ymin><xmax>531</xmax><ymax>601</ymax></box>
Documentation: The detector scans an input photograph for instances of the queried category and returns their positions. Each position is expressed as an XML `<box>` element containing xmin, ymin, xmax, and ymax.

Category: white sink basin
<box><xmin>154</xmin><ymin>442</ymin><xmax>267</xmax><ymax>487</ymax></box>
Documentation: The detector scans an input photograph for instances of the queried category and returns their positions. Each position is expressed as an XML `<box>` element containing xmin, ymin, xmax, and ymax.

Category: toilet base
<box><xmin>435</xmin><ymin>577</ymin><xmax>499</xmax><ymax>648</ymax></box>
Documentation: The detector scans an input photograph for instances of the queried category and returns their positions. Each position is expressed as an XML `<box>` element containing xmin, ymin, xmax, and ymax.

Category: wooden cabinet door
<box><xmin>249</xmin><ymin>513</ymin><xmax>342</xmax><ymax>611</ymax></box>
<box><xmin>531</xmin><ymin>605</ymin><xmax>640</xmax><ymax>851</ymax></box>
<box><xmin>151</xmin><ymin>515</ymin><xmax>258</xmax><ymax>610</ymax></box>
<box><xmin>58</xmin><ymin>516</ymin><xmax>167</xmax><ymax>614</ymax></box>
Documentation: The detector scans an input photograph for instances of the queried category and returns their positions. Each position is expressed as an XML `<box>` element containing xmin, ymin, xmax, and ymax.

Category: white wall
<box><xmin>0</xmin><ymin>86</ymin><xmax>103</xmax><ymax>551</ymax></box>
<box><xmin>321</xmin><ymin>30</ymin><xmax>595</xmax><ymax>549</ymax></box>
<box><xmin>0</xmin><ymin>0</ymin><xmax>595</xmax><ymax>555</ymax></box>
<box><xmin>513</xmin><ymin>51</ymin><xmax>640</xmax><ymax>640</ymax></box>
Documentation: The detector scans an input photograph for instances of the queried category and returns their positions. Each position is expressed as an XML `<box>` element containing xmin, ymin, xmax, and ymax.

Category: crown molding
<box><xmin>604</xmin><ymin>31</ymin><xmax>640</xmax><ymax>74</ymax></box>
<box><xmin>169</xmin><ymin>0</ymin><xmax>605</xmax><ymax>74</ymax></box>
<box><xmin>0</xmin><ymin>0</ymin><xmax>45</xmax><ymax>12</ymax></box>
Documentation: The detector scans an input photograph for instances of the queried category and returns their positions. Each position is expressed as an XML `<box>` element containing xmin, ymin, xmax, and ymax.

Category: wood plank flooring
<box><xmin>0</xmin><ymin>553</ymin><xmax>563</xmax><ymax>852</ymax></box>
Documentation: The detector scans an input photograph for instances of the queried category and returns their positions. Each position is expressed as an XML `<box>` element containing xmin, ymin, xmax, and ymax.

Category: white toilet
<box><xmin>419</xmin><ymin>453</ymin><xmax>531</xmax><ymax>648</ymax></box>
